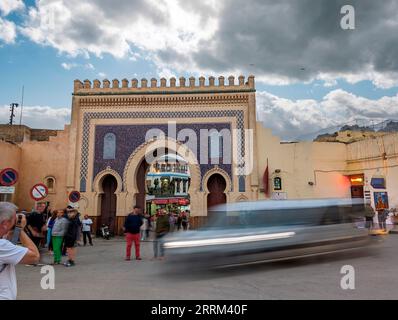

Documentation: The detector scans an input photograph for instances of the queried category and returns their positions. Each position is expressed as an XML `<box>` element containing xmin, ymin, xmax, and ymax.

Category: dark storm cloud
<box><xmin>190</xmin><ymin>0</ymin><xmax>398</xmax><ymax>81</ymax></box>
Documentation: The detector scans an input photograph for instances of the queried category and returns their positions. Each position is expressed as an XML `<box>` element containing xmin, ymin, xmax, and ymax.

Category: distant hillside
<box><xmin>312</xmin><ymin>120</ymin><xmax>398</xmax><ymax>143</ymax></box>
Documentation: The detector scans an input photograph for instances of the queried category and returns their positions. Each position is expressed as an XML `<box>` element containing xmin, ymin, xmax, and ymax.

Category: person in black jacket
<box><xmin>64</xmin><ymin>208</ymin><xmax>81</xmax><ymax>267</ymax></box>
<box><xmin>123</xmin><ymin>206</ymin><xmax>143</xmax><ymax>261</ymax></box>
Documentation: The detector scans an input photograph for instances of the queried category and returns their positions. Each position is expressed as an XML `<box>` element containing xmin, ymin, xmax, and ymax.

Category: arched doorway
<box><xmin>123</xmin><ymin>138</ymin><xmax>202</xmax><ymax>218</ymax></box>
<box><xmin>136</xmin><ymin>159</ymin><xmax>149</xmax><ymax>211</ymax></box>
<box><xmin>100</xmin><ymin>175</ymin><xmax>117</xmax><ymax>235</ymax></box>
<box><xmin>207</xmin><ymin>173</ymin><xmax>227</xmax><ymax>209</ymax></box>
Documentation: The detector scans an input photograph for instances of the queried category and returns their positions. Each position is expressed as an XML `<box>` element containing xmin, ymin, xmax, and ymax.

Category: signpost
<box><xmin>69</xmin><ymin>191</ymin><xmax>81</xmax><ymax>203</ymax></box>
<box><xmin>30</xmin><ymin>183</ymin><xmax>48</xmax><ymax>201</ymax></box>
<box><xmin>0</xmin><ymin>168</ymin><xmax>18</xmax><ymax>186</ymax></box>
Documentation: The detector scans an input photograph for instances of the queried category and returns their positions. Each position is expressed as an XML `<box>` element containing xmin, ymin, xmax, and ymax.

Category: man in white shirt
<box><xmin>0</xmin><ymin>202</ymin><xmax>40</xmax><ymax>300</ymax></box>
<box><xmin>81</xmin><ymin>215</ymin><xmax>93</xmax><ymax>246</ymax></box>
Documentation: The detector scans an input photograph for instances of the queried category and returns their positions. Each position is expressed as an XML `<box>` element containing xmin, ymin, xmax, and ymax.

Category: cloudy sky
<box><xmin>1</xmin><ymin>0</ymin><xmax>398</xmax><ymax>140</ymax></box>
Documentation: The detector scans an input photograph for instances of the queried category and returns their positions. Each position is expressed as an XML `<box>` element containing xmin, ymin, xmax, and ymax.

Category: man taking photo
<box><xmin>0</xmin><ymin>202</ymin><xmax>40</xmax><ymax>300</ymax></box>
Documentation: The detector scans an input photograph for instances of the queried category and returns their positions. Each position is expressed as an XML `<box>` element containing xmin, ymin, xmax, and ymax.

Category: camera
<box><xmin>15</xmin><ymin>213</ymin><xmax>25</xmax><ymax>228</ymax></box>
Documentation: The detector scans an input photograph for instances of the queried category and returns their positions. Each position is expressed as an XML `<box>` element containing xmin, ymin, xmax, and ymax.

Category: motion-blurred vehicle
<box><xmin>162</xmin><ymin>198</ymin><xmax>381</xmax><ymax>269</ymax></box>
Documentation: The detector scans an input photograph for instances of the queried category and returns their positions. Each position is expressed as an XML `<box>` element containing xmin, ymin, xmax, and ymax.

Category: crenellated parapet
<box><xmin>73</xmin><ymin>75</ymin><xmax>255</xmax><ymax>94</ymax></box>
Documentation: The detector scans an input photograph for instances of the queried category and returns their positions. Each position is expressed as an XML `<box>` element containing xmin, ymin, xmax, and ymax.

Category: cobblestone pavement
<box><xmin>16</xmin><ymin>233</ymin><xmax>398</xmax><ymax>300</ymax></box>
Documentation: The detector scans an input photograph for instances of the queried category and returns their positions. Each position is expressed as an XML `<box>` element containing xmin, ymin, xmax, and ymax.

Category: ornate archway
<box><xmin>92</xmin><ymin>167</ymin><xmax>123</xmax><ymax>234</ymax></box>
<box><xmin>123</xmin><ymin>138</ymin><xmax>202</xmax><ymax>216</ymax></box>
<box><xmin>202</xmin><ymin>166</ymin><xmax>232</xmax><ymax>194</ymax></box>
<box><xmin>206</xmin><ymin>174</ymin><xmax>227</xmax><ymax>209</ymax></box>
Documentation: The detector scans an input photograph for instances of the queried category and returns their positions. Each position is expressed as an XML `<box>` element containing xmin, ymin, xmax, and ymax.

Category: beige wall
<box><xmin>14</xmin><ymin>128</ymin><xmax>70</xmax><ymax>211</ymax></box>
<box><xmin>255</xmin><ymin>123</ymin><xmax>351</xmax><ymax>200</ymax></box>
<box><xmin>0</xmin><ymin>140</ymin><xmax>22</xmax><ymax>203</ymax></box>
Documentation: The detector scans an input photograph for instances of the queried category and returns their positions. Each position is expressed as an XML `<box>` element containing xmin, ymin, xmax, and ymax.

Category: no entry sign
<box><xmin>30</xmin><ymin>183</ymin><xmax>48</xmax><ymax>201</ymax></box>
<box><xmin>0</xmin><ymin>168</ymin><xmax>18</xmax><ymax>186</ymax></box>
<box><xmin>69</xmin><ymin>191</ymin><xmax>81</xmax><ymax>203</ymax></box>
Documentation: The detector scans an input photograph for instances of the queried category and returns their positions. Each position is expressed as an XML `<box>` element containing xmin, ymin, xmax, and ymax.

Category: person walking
<box><xmin>51</xmin><ymin>209</ymin><xmax>69</xmax><ymax>265</ymax></box>
<box><xmin>377</xmin><ymin>208</ymin><xmax>388</xmax><ymax>232</ymax></box>
<box><xmin>0</xmin><ymin>202</ymin><xmax>40</xmax><ymax>300</ymax></box>
<box><xmin>168</xmin><ymin>212</ymin><xmax>176</xmax><ymax>233</ymax></box>
<box><xmin>181</xmin><ymin>211</ymin><xmax>189</xmax><ymax>231</ymax></box>
<box><xmin>64</xmin><ymin>209</ymin><xmax>81</xmax><ymax>267</ymax></box>
<box><xmin>364</xmin><ymin>203</ymin><xmax>375</xmax><ymax>230</ymax></box>
<box><xmin>123</xmin><ymin>206</ymin><xmax>143</xmax><ymax>261</ymax></box>
<box><xmin>140</xmin><ymin>213</ymin><xmax>149</xmax><ymax>241</ymax></box>
<box><xmin>176</xmin><ymin>213</ymin><xmax>182</xmax><ymax>231</ymax></box>
<box><xmin>145</xmin><ymin>214</ymin><xmax>151</xmax><ymax>240</ymax></box>
<box><xmin>153</xmin><ymin>209</ymin><xmax>170</xmax><ymax>260</ymax></box>
<box><xmin>81</xmin><ymin>215</ymin><xmax>93</xmax><ymax>246</ymax></box>
<box><xmin>46</xmin><ymin>211</ymin><xmax>57</xmax><ymax>253</ymax></box>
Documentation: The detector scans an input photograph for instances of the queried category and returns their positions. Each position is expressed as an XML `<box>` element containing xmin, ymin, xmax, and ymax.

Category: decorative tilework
<box><xmin>79</xmin><ymin>110</ymin><xmax>245</xmax><ymax>192</ymax></box>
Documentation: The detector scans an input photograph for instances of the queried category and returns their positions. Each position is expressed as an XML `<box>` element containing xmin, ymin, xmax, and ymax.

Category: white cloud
<box><xmin>0</xmin><ymin>0</ymin><xmax>25</xmax><ymax>16</ymax></box>
<box><xmin>61</xmin><ymin>62</ymin><xmax>78</xmax><ymax>70</ymax></box>
<box><xmin>61</xmin><ymin>62</ymin><xmax>95</xmax><ymax>70</ymax></box>
<box><xmin>257</xmin><ymin>90</ymin><xmax>398</xmax><ymax>140</ymax></box>
<box><xmin>20</xmin><ymin>0</ymin><xmax>220</xmax><ymax>58</ymax></box>
<box><xmin>98</xmin><ymin>72</ymin><xmax>106</xmax><ymax>78</ymax></box>
<box><xmin>85</xmin><ymin>63</ymin><xmax>95</xmax><ymax>70</ymax></box>
<box><xmin>0</xmin><ymin>17</ymin><xmax>16</xmax><ymax>43</ymax></box>
<box><xmin>0</xmin><ymin>105</ymin><xmax>70</xmax><ymax>129</ymax></box>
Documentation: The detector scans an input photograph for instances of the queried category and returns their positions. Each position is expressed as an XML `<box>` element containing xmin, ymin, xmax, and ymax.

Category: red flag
<box><xmin>263</xmin><ymin>159</ymin><xmax>269</xmax><ymax>197</ymax></box>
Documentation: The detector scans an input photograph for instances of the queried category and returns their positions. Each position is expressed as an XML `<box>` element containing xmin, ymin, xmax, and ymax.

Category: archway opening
<box><xmin>143</xmin><ymin>152</ymin><xmax>191</xmax><ymax>217</ymax></box>
<box><xmin>207</xmin><ymin>173</ymin><xmax>227</xmax><ymax>209</ymax></box>
<box><xmin>100</xmin><ymin>174</ymin><xmax>118</xmax><ymax>235</ymax></box>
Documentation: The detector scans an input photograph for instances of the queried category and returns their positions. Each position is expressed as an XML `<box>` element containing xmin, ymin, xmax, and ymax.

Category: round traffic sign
<box><xmin>0</xmin><ymin>168</ymin><xmax>18</xmax><ymax>186</ymax></box>
<box><xmin>69</xmin><ymin>191</ymin><xmax>81</xmax><ymax>203</ymax></box>
<box><xmin>30</xmin><ymin>183</ymin><xmax>48</xmax><ymax>201</ymax></box>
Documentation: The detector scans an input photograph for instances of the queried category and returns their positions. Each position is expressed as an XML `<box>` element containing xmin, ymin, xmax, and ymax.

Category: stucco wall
<box><xmin>0</xmin><ymin>140</ymin><xmax>22</xmax><ymax>203</ymax></box>
<box><xmin>255</xmin><ymin>123</ymin><xmax>351</xmax><ymax>200</ymax></box>
<box><xmin>15</xmin><ymin>128</ymin><xmax>70</xmax><ymax>211</ymax></box>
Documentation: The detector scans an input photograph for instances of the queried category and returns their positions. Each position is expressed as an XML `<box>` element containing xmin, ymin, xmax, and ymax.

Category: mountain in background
<box><xmin>294</xmin><ymin>119</ymin><xmax>398</xmax><ymax>143</ymax></box>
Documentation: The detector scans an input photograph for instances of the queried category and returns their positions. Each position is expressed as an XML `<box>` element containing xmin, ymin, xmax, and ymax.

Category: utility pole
<box><xmin>9</xmin><ymin>103</ymin><xmax>19</xmax><ymax>125</ymax></box>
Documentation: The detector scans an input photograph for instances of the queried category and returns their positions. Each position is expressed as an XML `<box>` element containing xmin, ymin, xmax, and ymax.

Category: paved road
<box><xmin>16</xmin><ymin>234</ymin><xmax>398</xmax><ymax>300</ymax></box>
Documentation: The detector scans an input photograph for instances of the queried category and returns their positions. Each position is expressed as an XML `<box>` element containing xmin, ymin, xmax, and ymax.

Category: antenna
<box><xmin>9</xmin><ymin>103</ymin><xmax>19</xmax><ymax>125</ymax></box>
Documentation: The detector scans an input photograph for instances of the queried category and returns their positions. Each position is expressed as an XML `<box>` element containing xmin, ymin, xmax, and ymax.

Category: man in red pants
<box><xmin>123</xmin><ymin>206</ymin><xmax>143</xmax><ymax>261</ymax></box>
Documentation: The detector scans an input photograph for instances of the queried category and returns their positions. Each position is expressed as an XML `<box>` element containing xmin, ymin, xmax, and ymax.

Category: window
<box><xmin>103</xmin><ymin>133</ymin><xmax>116</xmax><ymax>160</ymax></box>
<box><xmin>45</xmin><ymin>177</ymin><xmax>56</xmax><ymax>193</ymax></box>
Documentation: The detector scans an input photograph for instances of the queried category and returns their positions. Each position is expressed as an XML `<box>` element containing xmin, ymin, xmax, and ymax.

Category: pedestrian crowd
<box><xmin>15</xmin><ymin>203</ymin><xmax>94</xmax><ymax>267</ymax></box>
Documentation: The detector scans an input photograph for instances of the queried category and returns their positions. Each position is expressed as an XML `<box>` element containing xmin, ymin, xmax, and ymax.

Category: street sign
<box><xmin>30</xmin><ymin>183</ymin><xmax>48</xmax><ymax>201</ymax></box>
<box><xmin>69</xmin><ymin>191</ymin><xmax>81</xmax><ymax>203</ymax></box>
<box><xmin>0</xmin><ymin>186</ymin><xmax>15</xmax><ymax>194</ymax></box>
<box><xmin>0</xmin><ymin>168</ymin><xmax>18</xmax><ymax>186</ymax></box>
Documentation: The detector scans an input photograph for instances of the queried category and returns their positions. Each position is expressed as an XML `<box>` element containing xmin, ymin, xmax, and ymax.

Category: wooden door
<box><xmin>351</xmin><ymin>186</ymin><xmax>364</xmax><ymax>199</ymax></box>
<box><xmin>136</xmin><ymin>159</ymin><xmax>149</xmax><ymax>211</ymax></box>
<box><xmin>100</xmin><ymin>175</ymin><xmax>117</xmax><ymax>235</ymax></box>
<box><xmin>207</xmin><ymin>174</ymin><xmax>227</xmax><ymax>208</ymax></box>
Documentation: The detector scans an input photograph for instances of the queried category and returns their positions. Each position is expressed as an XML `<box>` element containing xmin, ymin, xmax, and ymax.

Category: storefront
<box><xmin>146</xmin><ymin>197</ymin><xmax>190</xmax><ymax>215</ymax></box>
